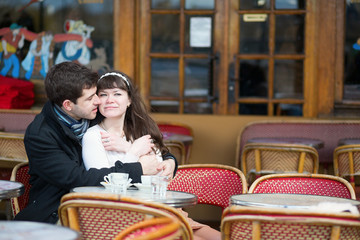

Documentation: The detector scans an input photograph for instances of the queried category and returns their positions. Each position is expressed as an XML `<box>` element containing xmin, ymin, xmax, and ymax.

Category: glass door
<box><xmin>139</xmin><ymin>0</ymin><xmax>314</xmax><ymax>116</ymax></box>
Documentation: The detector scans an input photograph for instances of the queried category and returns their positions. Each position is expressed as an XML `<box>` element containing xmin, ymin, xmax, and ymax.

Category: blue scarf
<box><xmin>54</xmin><ymin>104</ymin><xmax>89</xmax><ymax>140</ymax></box>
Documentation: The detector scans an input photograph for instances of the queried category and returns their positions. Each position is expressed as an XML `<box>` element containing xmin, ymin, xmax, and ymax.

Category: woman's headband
<box><xmin>98</xmin><ymin>72</ymin><xmax>130</xmax><ymax>87</ymax></box>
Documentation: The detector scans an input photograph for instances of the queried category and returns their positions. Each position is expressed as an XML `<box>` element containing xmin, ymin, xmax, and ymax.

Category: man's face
<box><xmin>69</xmin><ymin>86</ymin><xmax>100</xmax><ymax>120</ymax></box>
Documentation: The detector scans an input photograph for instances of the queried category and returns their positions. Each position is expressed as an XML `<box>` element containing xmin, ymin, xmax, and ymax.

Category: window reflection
<box><xmin>185</xmin><ymin>0</ymin><xmax>214</xmax><ymax>10</ymax></box>
<box><xmin>151</xmin><ymin>58</ymin><xmax>179</xmax><ymax>97</ymax></box>
<box><xmin>275</xmin><ymin>14</ymin><xmax>304</xmax><ymax>54</ymax></box>
<box><xmin>239</xmin><ymin>0</ymin><xmax>270</xmax><ymax>10</ymax></box>
<box><xmin>275</xmin><ymin>0</ymin><xmax>305</xmax><ymax>9</ymax></box>
<box><xmin>274</xmin><ymin>60</ymin><xmax>303</xmax><ymax>99</ymax></box>
<box><xmin>239</xmin><ymin>103</ymin><xmax>267</xmax><ymax>115</ymax></box>
<box><xmin>151</xmin><ymin>14</ymin><xmax>180</xmax><ymax>53</ymax></box>
<box><xmin>184</xmin><ymin>59</ymin><xmax>209</xmax><ymax>98</ymax></box>
<box><xmin>239</xmin><ymin>60</ymin><xmax>268</xmax><ymax>98</ymax></box>
<box><xmin>240</xmin><ymin>14</ymin><xmax>269</xmax><ymax>54</ymax></box>
<box><xmin>151</xmin><ymin>0</ymin><xmax>180</xmax><ymax>9</ymax></box>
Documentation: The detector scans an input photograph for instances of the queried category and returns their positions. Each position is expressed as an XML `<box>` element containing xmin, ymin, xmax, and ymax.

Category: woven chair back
<box><xmin>59</xmin><ymin>193</ymin><xmax>193</xmax><ymax>240</ymax></box>
<box><xmin>164</xmin><ymin>141</ymin><xmax>186</xmax><ymax>165</ymax></box>
<box><xmin>10</xmin><ymin>162</ymin><xmax>31</xmax><ymax>217</ymax></box>
<box><xmin>113</xmin><ymin>217</ymin><xmax>182</xmax><ymax>240</ymax></box>
<box><xmin>221</xmin><ymin>205</ymin><xmax>360</xmax><ymax>240</ymax></box>
<box><xmin>334</xmin><ymin>144</ymin><xmax>360</xmax><ymax>190</ymax></box>
<box><xmin>241</xmin><ymin>143</ymin><xmax>319</xmax><ymax>184</ymax></box>
<box><xmin>248</xmin><ymin>173</ymin><xmax>356</xmax><ymax>199</ymax></box>
<box><xmin>167</xmin><ymin>164</ymin><xmax>247</xmax><ymax>209</ymax></box>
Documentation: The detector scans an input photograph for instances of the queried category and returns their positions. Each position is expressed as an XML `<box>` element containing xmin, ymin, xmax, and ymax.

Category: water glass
<box><xmin>151</xmin><ymin>176</ymin><xmax>169</xmax><ymax>197</ymax></box>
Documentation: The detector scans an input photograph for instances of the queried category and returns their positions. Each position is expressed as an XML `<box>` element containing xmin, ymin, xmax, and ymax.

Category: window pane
<box><xmin>275</xmin><ymin>0</ymin><xmax>305</xmax><ymax>10</ymax></box>
<box><xmin>239</xmin><ymin>0</ymin><xmax>270</xmax><ymax>10</ymax></box>
<box><xmin>184</xmin><ymin>102</ymin><xmax>212</xmax><ymax>114</ymax></box>
<box><xmin>185</xmin><ymin>15</ymin><xmax>213</xmax><ymax>54</ymax></box>
<box><xmin>151</xmin><ymin>14</ymin><xmax>180</xmax><ymax>53</ymax></box>
<box><xmin>151</xmin><ymin>100</ymin><xmax>179</xmax><ymax>113</ymax></box>
<box><xmin>274</xmin><ymin>60</ymin><xmax>303</xmax><ymax>99</ymax></box>
<box><xmin>274</xmin><ymin>103</ymin><xmax>302</xmax><ymax>116</ymax></box>
<box><xmin>240</xmin><ymin>14</ymin><xmax>269</xmax><ymax>54</ymax></box>
<box><xmin>239</xmin><ymin>104</ymin><xmax>267</xmax><ymax>115</ymax></box>
<box><xmin>239</xmin><ymin>60</ymin><xmax>268</xmax><ymax>97</ymax></box>
<box><xmin>344</xmin><ymin>2</ymin><xmax>360</xmax><ymax>100</ymax></box>
<box><xmin>151</xmin><ymin>0</ymin><xmax>180</xmax><ymax>9</ymax></box>
<box><xmin>275</xmin><ymin>14</ymin><xmax>304</xmax><ymax>54</ymax></box>
<box><xmin>151</xmin><ymin>58</ymin><xmax>179</xmax><ymax>97</ymax></box>
<box><xmin>185</xmin><ymin>0</ymin><xmax>214</xmax><ymax>10</ymax></box>
<box><xmin>184</xmin><ymin>59</ymin><xmax>209</xmax><ymax>98</ymax></box>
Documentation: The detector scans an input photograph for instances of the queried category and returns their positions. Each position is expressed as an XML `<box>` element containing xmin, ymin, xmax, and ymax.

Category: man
<box><xmin>14</xmin><ymin>62</ymin><xmax>177</xmax><ymax>223</ymax></box>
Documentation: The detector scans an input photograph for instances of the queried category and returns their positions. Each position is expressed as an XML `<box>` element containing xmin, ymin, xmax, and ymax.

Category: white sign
<box><xmin>190</xmin><ymin>17</ymin><xmax>212</xmax><ymax>48</ymax></box>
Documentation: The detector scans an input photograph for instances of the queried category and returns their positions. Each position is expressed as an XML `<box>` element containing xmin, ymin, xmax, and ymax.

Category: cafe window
<box><xmin>0</xmin><ymin>0</ymin><xmax>114</xmax><ymax>81</ymax></box>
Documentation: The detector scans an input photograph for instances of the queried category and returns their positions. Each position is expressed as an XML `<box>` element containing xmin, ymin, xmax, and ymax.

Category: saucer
<box><xmin>133</xmin><ymin>183</ymin><xmax>152</xmax><ymax>192</ymax></box>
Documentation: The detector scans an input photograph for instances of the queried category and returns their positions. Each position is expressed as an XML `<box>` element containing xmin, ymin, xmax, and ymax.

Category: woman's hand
<box><xmin>157</xmin><ymin>160</ymin><xmax>175</xmax><ymax>179</ymax></box>
<box><xmin>139</xmin><ymin>153</ymin><xmax>161</xmax><ymax>175</ymax></box>
<box><xmin>100</xmin><ymin>131</ymin><xmax>131</xmax><ymax>152</ymax></box>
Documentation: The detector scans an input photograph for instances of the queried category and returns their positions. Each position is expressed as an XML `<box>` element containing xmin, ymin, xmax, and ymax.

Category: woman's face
<box><xmin>98</xmin><ymin>87</ymin><xmax>130</xmax><ymax>118</ymax></box>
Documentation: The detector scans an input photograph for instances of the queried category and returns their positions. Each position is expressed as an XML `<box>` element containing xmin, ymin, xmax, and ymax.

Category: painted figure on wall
<box><xmin>55</xmin><ymin>20</ymin><xmax>94</xmax><ymax>65</ymax></box>
<box><xmin>21</xmin><ymin>31</ymin><xmax>54</xmax><ymax>80</ymax></box>
<box><xmin>0</xmin><ymin>23</ymin><xmax>25</xmax><ymax>78</ymax></box>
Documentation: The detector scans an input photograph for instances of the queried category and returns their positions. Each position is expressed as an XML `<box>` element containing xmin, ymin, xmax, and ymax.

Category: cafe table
<box><xmin>230</xmin><ymin>193</ymin><xmax>360</xmax><ymax>211</ymax></box>
<box><xmin>0</xmin><ymin>180</ymin><xmax>24</xmax><ymax>200</ymax></box>
<box><xmin>0</xmin><ymin>220</ymin><xmax>80</xmax><ymax>240</ymax></box>
<box><xmin>338</xmin><ymin>138</ymin><xmax>360</xmax><ymax>146</ymax></box>
<box><xmin>162</xmin><ymin>132</ymin><xmax>193</xmax><ymax>146</ymax></box>
<box><xmin>247</xmin><ymin>137</ymin><xmax>324</xmax><ymax>149</ymax></box>
<box><xmin>71</xmin><ymin>186</ymin><xmax>198</xmax><ymax>208</ymax></box>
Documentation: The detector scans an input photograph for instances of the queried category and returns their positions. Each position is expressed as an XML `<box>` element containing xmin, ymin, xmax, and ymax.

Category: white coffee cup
<box><xmin>104</xmin><ymin>173</ymin><xmax>129</xmax><ymax>185</ymax></box>
<box><xmin>141</xmin><ymin>175</ymin><xmax>152</xmax><ymax>186</ymax></box>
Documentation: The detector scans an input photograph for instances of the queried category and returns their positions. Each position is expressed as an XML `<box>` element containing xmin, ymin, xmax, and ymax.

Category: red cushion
<box><xmin>0</xmin><ymin>76</ymin><xmax>34</xmax><ymax>109</ymax></box>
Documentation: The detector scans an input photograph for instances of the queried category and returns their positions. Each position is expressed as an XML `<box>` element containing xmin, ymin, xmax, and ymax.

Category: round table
<box><xmin>247</xmin><ymin>137</ymin><xmax>324</xmax><ymax>149</ymax></box>
<box><xmin>163</xmin><ymin>133</ymin><xmax>193</xmax><ymax>146</ymax></box>
<box><xmin>71</xmin><ymin>186</ymin><xmax>198</xmax><ymax>208</ymax></box>
<box><xmin>338</xmin><ymin>138</ymin><xmax>360</xmax><ymax>146</ymax></box>
<box><xmin>0</xmin><ymin>180</ymin><xmax>24</xmax><ymax>200</ymax></box>
<box><xmin>0</xmin><ymin>221</ymin><xmax>80</xmax><ymax>240</ymax></box>
<box><xmin>230</xmin><ymin>193</ymin><xmax>360</xmax><ymax>210</ymax></box>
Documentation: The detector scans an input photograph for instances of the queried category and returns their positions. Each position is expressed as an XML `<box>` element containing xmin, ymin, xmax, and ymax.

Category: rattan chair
<box><xmin>240</xmin><ymin>142</ymin><xmax>319</xmax><ymax>184</ymax></box>
<box><xmin>221</xmin><ymin>205</ymin><xmax>360</xmax><ymax>240</ymax></box>
<box><xmin>113</xmin><ymin>217</ymin><xmax>182</xmax><ymax>240</ymax></box>
<box><xmin>59</xmin><ymin>192</ymin><xmax>193</xmax><ymax>240</ymax></box>
<box><xmin>334</xmin><ymin>144</ymin><xmax>360</xmax><ymax>191</ymax></box>
<box><xmin>167</xmin><ymin>164</ymin><xmax>248</xmax><ymax>210</ymax></box>
<box><xmin>10</xmin><ymin>162</ymin><xmax>31</xmax><ymax>217</ymax></box>
<box><xmin>164</xmin><ymin>140</ymin><xmax>186</xmax><ymax>165</ymax></box>
<box><xmin>248</xmin><ymin>173</ymin><xmax>356</xmax><ymax>199</ymax></box>
<box><xmin>0</xmin><ymin>132</ymin><xmax>27</xmax><ymax>181</ymax></box>
<box><xmin>158</xmin><ymin>121</ymin><xmax>193</xmax><ymax>164</ymax></box>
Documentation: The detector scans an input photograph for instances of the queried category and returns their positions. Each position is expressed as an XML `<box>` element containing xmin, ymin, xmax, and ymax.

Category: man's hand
<box><xmin>139</xmin><ymin>154</ymin><xmax>161</xmax><ymax>175</ymax></box>
<box><xmin>129</xmin><ymin>135</ymin><xmax>154</xmax><ymax>157</ymax></box>
<box><xmin>157</xmin><ymin>159</ymin><xmax>175</xmax><ymax>179</ymax></box>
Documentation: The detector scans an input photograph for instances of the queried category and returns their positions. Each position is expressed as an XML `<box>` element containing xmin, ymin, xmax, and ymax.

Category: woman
<box><xmin>82</xmin><ymin>71</ymin><xmax>221</xmax><ymax>240</ymax></box>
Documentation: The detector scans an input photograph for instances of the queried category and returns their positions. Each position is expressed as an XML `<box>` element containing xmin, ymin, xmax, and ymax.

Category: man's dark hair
<box><xmin>45</xmin><ymin>62</ymin><xmax>99</xmax><ymax>106</ymax></box>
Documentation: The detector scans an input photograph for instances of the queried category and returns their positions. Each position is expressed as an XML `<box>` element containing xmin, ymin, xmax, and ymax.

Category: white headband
<box><xmin>98</xmin><ymin>72</ymin><xmax>130</xmax><ymax>87</ymax></box>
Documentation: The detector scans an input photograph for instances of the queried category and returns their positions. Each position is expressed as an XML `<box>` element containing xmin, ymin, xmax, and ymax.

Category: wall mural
<box><xmin>0</xmin><ymin>19</ymin><xmax>99</xmax><ymax>80</ymax></box>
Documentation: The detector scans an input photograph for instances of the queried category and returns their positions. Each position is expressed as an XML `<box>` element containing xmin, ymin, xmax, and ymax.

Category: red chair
<box><xmin>10</xmin><ymin>162</ymin><xmax>31</xmax><ymax>217</ymax></box>
<box><xmin>248</xmin><ymin>173</ymin><xmax>356</xmax><ymax>199</ymax></box>
<box><xmin>167</xmin><ymin>164</ymin><xmax>248</xmax><ymax>210</ymax></box>
<box><xmin>113</xmin><ymin>217</ymin><xmax>182</xmax><ymax>240</ymax></box>
<box><xmin>157</xmin><ymin>122</ymin><xmax>193</xmax><ymax>164</ymax></box>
